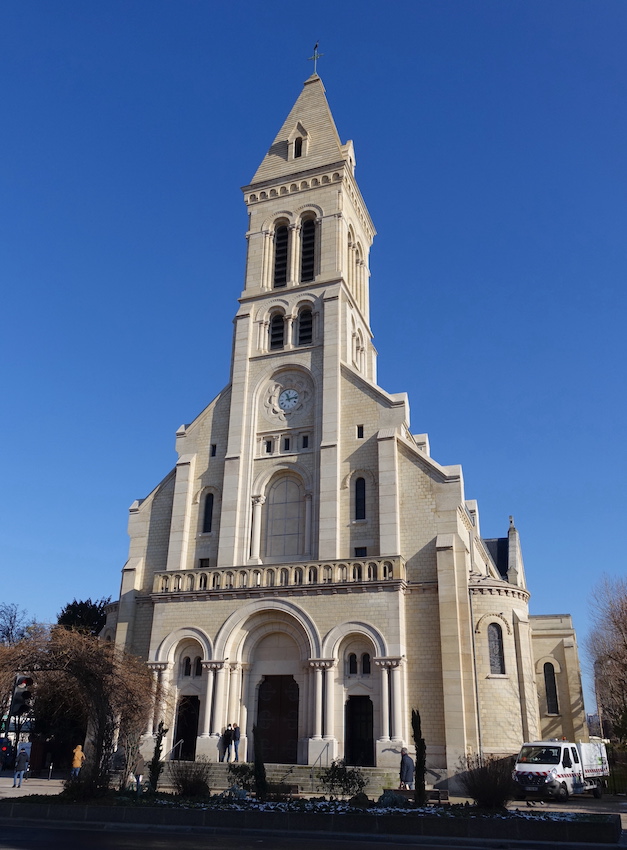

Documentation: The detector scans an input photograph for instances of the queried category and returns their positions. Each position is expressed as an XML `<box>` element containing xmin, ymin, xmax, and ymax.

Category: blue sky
<box><xmin>2</xmin><ymin>1</ymin><xmax>625</xmax><ymax>710</ymax></box>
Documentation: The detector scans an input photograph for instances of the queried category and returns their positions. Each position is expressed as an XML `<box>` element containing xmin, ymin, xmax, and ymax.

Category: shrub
<box><xmin>252</xmin><ymin>724</ymin><xmax>268</xmax><ymax>802</ymax></box>
<box><xmin>456</xmin><ymin>754</ymin><xmax>517</xmax><ymax>809</ymax></box>
<box><xmin>319</xmin><ymin>759</ymin><xmax>367</xmax><ymax>797</ymax></box>
<box><xmin>170</xmin><ymin>756</ymin><xmax>213</xmax><ymax>798</ymax></box>
<box><xmin>227</xmin><ymin>761</ymin><xmax>256</xmax><ymax>791</ymax></box>
<box><xmin>411</xmin><ymin>708</ymin><xmax>427</xmax><ymax>806</ymax></box>
<box><xmin>148</xmin><ymin>721</ymin><xmax>168</xmax><ymax>793</ymax></box>
<box><xmin>377</xmin><ymin>789</ymin><xmax>411</xmax><ymax>808</ymax></box>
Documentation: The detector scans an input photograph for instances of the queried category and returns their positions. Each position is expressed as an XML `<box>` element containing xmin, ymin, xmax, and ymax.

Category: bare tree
<box><xmin>0</xmin><ymin>603</ymin><xmax>31</xmax><ymax>646</ymax></box>
<box><xmin>0</xmin><ymin>628</ymin><xmax>153</xmax><ymax>795</ymax></box>
<box><xmin>588</xmin><ymin>576</ymin><xmax>627</xmax><ymax>741</ymax></box>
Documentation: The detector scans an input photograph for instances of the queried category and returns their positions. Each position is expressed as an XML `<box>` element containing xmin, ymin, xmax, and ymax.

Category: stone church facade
<box><xmin>106</xmin><ymin>75</ymin><xmax>588</xmax><ymax>779</ymax></box>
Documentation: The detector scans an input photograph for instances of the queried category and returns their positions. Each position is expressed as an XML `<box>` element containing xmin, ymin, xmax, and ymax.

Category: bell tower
<box><xmin>216</xmin><ymin>74</ymin><xmax>377</xmax><ymax>568</ymax></box>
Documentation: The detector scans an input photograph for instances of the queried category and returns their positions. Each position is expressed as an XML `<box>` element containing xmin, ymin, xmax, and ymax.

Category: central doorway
<box><xmin>174</xmin><ymin>695</ymin><xmax>200</xmax><ymax>761</ymax></box>
<box><xmin>345</xmin><ymin>695</ymin><xmax>374</xmax><ymax>766</ymax></box>
<box><xmin>257</xmin><ymin>675</ymin><xmax>299</xmax><ymax>763</ymax></box>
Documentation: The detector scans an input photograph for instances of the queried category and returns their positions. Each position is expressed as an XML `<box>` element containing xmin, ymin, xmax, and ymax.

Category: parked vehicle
<box><xmin>513</xmin><ymin>740</ymin><xmax>609</xmax><ymax>801</ymax></box>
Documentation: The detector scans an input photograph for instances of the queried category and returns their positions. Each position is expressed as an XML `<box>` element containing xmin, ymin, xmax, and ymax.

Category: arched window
<box><xmin>488</xmin><ymin>623</ymin><xmax>505</xmax><ymax>674</ymax></box>
<box><xmin>294</xmin><ymin>568</ymin><xmax>303</xmax><ymax>585</ymax></box>
<box><xmin>269</xmin><ymin>314</ymin><xmax>285</xmax><ymax>350</ymax></box>
<box><xmin>183</xmin><ymin>657</ymin><xmax>191</xmax><ymax>677</ymax></box>
<box><xmin>367</xmin><ymin>562</ymin><xmax>377</xmax><ymax>581</ymax></box>
<box><xmin>194</xmin><ymin>657</ymin><xmax>202</xmax><ymax>677</ymax></box>
<box><xmin>300</xmin><ymin>219</ymin><xmax>316</xmax><ymax>282</ymax></box>
<box><xmin>239</xmin><ymin>570</ymin><xmax>248</xmax><ymax>588</ymax></box>
<box><xmin>211</xmin><ymin>572</ymin><xmax>220</xmax><ymax>589</ymax></box>
<box><xmin>339</xmin><ymin>565</ymin><xmax>347</xmax><ymax>582</ymax></box>
<box><xmin>161</xmin><ymin>576</ymin><xmax>169</xmax><ymax>592</ymax></box>
<box><xmin>186</xmin><ymin>574</ymin><xmax>194</xmax><ymax>591</ymax></box>
<box><xmin>280</xmin><ymin>568</ymin><xmax>289</xmax><ymax>586</ymax></box>
<box><xmin>383</xmin><ymin>561</ymin><xmax>392</xmax><ymax>579</ymax></box>
<box><xmin>352</xmin><ymin>564</ymin><xmax>362</xmax><ymax>582</ymax></box>
<box><xmin>544</xmin><ymin>662</ymin><xmax>559</xmax><ymax>714</ymax></box>
<box><xmin>173</xmin><ymin>575</ymin><xmax>181</xmax><ymax>591</ymax></box>
<box><xmin>264</xmin><ymin>473</ymin><xmax>306</xmax><ymax>558</ymax></box>
<box><xmin>225</xmin><ymin>572</ymin><xmax>234</xmax><ymax>588</ymax></box>
<box><xmin>266</xmin><ymin>569</ymin><xmax>275</xmax><ymax>587</ymax></box>
<box><xmin>273</xmin><ymin>225</ymin><xmax>289</xmax><ymax>287</ymax></box>
<box><xmin>323</xmin><ymin>566</ymin><xmax>332</xmax><ymax>583</ymax></box>
<box><xmin>355</xmin><ymin>477</ymin><xmax>366</xmax><ymax>520</ymax></box>
<box><xmin>362</xmin><ymin>653</ymin><xmax>371</xmax><ymax>675</ymax></box>
<box><xmin>253</xmin><ymin>570</ymin><xmax>262</xmax><ymax>587</ymax></box>
<box><xmin>294</xmin><ymin>137</ymin><xmax>303</xmax><ymax>158</ymax></box>
<box><xmin>297</xmin><ymin>306</ymin><xmax>313</xmax><ymax>346</ymax></box>
<box><xmin>348</xmin><ymin>653</ymin><xmax>358</xmax><ymax>675</ymax></box>
<box><xmin>202</xmin><ymin>492</ymin><xmax>214</xmax><ymax>533</ymax></box>
<box><xmin>199</xmin><ymin>573</ymin><xmax>207</xmax><ymax>590</ymax></box>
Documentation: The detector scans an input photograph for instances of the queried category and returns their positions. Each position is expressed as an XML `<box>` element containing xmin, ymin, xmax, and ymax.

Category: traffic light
<box><xmin>9</xmin><ymin>674</ymin><xmax>35</xmax><ymax>717</ymax></box>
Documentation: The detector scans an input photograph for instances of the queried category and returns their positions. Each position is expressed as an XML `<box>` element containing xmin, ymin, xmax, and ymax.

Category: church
<box><xmin>106</xmin><ymin>74</ymin><xmax>588</xmax><ymax>782</ymax></box>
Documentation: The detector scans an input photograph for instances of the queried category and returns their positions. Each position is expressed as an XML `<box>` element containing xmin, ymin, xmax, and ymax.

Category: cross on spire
<box><xmin>308</xmin><ymin>42</ymin><xmax>323</xmax><ymax>75</ymax></box>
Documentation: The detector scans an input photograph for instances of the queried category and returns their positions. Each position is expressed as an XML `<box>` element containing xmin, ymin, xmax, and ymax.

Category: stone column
<box><xmin>389</xmin><ymin>659</ymin><xmax>403</xmax><ymax>741</ymax></box>
<box><xmin>227</xmin><ymin>663</ymin><xmax>241</xmax><ymax>726</ymax></box>
<box><xmin>249</xmin><ymin>496</ymin><xmax>265</xmax><ymax>563</ymax></box>
<box><xmin>374</xmin><ymin>660</ymin><xmax>390</xmax><ymax>740</ymax></box>
<box><xmin>199</xmin><ymin>661</ymin><xmax>215</xmax><ymax>737</ymax></box>
<box><xmin>310</xmin><ymin>662</ymin><xmax>324</xmax><ymax>740</ymax></box>
<box><xmin>210</xmin><ymin>662</ymin><xmax>228</xmax><ymax>736</ymax></box>
<box><xmin>262</xmin><ymin>230</ymin><xmax>273</xmax><ymax>290</ymax></box>
<box><xmin>288</xmin><ymin>224</ymin><xmax>300</xmax><ymax>285</ymax></box>
<box><xmin>323</xmin><ymin>662</ymin><xmax>336</xmax><ymax>740</ymax></box>
<box><xmin>147</xmin><ymin>662</ymin><xmax>170</xmax><ymax>734</ymax></box>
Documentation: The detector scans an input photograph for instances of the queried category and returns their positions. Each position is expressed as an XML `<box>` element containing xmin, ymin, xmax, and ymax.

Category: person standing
<box><xmin>71</xmin><ymin>744</ymin><xmax>86</xmax><ymax>779</ymax></box>
<box><xmin>133</xmin><ymin>753</ymin><xmax>145</xmax><ymax>794</ymax></box>
<box><xmin>399</xmin><ymin>747</ymin><xmax>415</xmax><ymax>790</ymax></box>
<box><xmin>13</xmin><ymin>747</ymin><xmax>29</xmax><ymax>788</ymax></box>
<box><xmin>232</xmin><ymin>723</ymin><xmax>240</xmax><ymax>762</ymax></box>
<box><xmin>220</xmin><ymin>724</ymin><xmax>233</xmax><ymax>763</ymax></box>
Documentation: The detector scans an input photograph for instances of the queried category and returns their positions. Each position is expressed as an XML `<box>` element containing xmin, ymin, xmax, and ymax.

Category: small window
<box><xmin>273</xmin><ymin>225</ymin><xmax>289</xmax><ymax>287</ymax></box>
<box><xmin>266</xmin><ymin>569</ymin><xmax>275</xmax><ymax>587</ymax></box>
<box><xmin>183</xmin><ymin>657</ymin><xmax>191</xmax><ymax>677</ymax></box>
<box><xmin>300</xmin><ymin>219</ymin><xmax>316</xmax><ymax>282</ymax></box>
<box><xmin>199</xmin><ymin>573</ymin><xmax>208</xmax><ymax>590</ymax></box>
<box><xmin>571</xmin><ymin>747</ymin><xmax>580</xmax><ymax>764</ymax></box>
<box><xmin>544</xmin><ymin>662</ymin><xmax>559</xmax><ymax>714</ymax></box>
<box><xmin>339</xmin><ymin>565</ymin><xmax>347</xmax><ymax>582</ymax></box>
<box><xmin>270</xmin><ymin>314</ymin><xmax>285</xmax><ymax>350</ymax></box>
<box><xmin>562</xmin><ymin>749</ymin><xmax>572</xmax><ymax>768</ymax></box>
<box><xmin>362</xmin><ymin>653</ymin><xmax>371</xmax><ymax>675</ymax></box>
<box><xmin>194</xmin><ymin>657</ymin><xmax>202</xmax><ymax>677</ymax></box>
<box><xmin>239</xmin><ymin>571</ymin><xmax>248</xmax><ymax>588</ymax></box>
<box><xmin>211</xmin><ymin>572</ymin><xmax>221</xmax><ymax>589</ymax></box>
<box><xmin>348</xmin><ymin>653</ymin><xmax>357</xmax><ymax>675</ymax></box>
<box><xmin>301</xmin><ymin>435</ymin><xmax>309</xmax><ymax>449</ymax></box>
<box><xmin>161</xmin><ymin>577</ymin><xmax>169</xmax><ymax>592</ymax></box>
<box><xmin>297</xmin><ymin>307</ymin><xmax>313</xmax><ymax>345</ymax></box>
<box><xmin>355</xmin><ymin>477</ymin><xmax>366</xmax><ymax>520</ymax></box>
<box><xmin>488</xmin><ymin>623</ymin><xmax>505</xmax><ymax>675</ymax></box>
<box><xmin>253</xmin><ymin>570</ymin><xmax>261</xmax><ymax>587</ymax></box>
<box><xmin>356</xmin><ymin>425</ymin><xmax>364</xmax><ymax>439</ymax></box>
<box><xmin>323</xmin><ymin>566</ymin><xmax>332</xmax><ymax>582</ymax></box>
<box><xmin>308</xmin><ymin>566</ymin><xmax>318</xmax><ymax>583</ymax></box>
<box><xmin>280</xmin><ymin>568</ymin><xmax>289</xmax><ymax>586</ymax></box>
<box><xmin>225</xmin><ymin>572</ymin><xmax>234</xmax><ymax>588</ymax></box>
<box><xmin>265</xmin><ymin>440</ymin><xmax>273</xmax><ymax>454</ymax></box>
<box><xmin>355</xmin><ymin>547</ymin><xmax>367</xmax><ymax>558</ymax></box>
<box><xmin>202</xmin><ymin>493</ymin><xmax>214</xmax><ymax>533</ymax></box>
<box><xmin>199</xmin><ymin>559</ymin><xmax>211</xmax><ymax>569</ymax></box>
<box><xmin>294</xmin><ymin>568</ymin><xmax>303</xmax><ymax>585</ymax></box>
<box><xmin>210</xmin><ymin>444</ymin><xmax>217</xmax><ymax>457</ymax></box>
<box><xmin>294</xmin><ymin>137</ymin><xmax>303</xmax><ymax>158</ymax></box>
<box><xmin>366</xmin><ymin>561</ymin><xmax>376</xmax><ymax>579</ymax></box>
<box><xmin>352</xmin><ymin>564</ymin><xmax>362</xmax><ymax>581</ymax></box>
<box><xmin>283</xmin><ymin>437</ymin><xmax>290</xmax><ymax>452</ymax></box>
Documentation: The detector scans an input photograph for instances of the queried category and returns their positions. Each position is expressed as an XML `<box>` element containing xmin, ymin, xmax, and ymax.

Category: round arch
<box><xmin>153</xmin><ymin>626</ymin><xmax>213</xmax><ymax>664</ymax></box>
<box><xmin>321</xmin><ymin>621</ymin><xmax>387</xmax><ymax>658</ymax></box>
<box><xmin>214</xmin><ymin>598</ymin><xmax>321</xmax><ymax>661</ymax></box>
<box><xmin>535</xmin><ymin>655</ymin><xmax>562</xmax><ymax>675</ymax></box>
<box><xmin>474</xmin><ymin>612</ymin><xmax>513</xmax><ymax>636</ymax></box>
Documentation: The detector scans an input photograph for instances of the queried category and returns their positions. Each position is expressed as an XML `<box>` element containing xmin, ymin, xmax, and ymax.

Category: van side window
<box><xmin>571</xmin><ymin>747</ymin><xmax>580</xmax><ymax>764</ymax></box>
<box><xmin>562</xmin><ymin>749</ymin><xmax>572</xmax><ymax>768</ymax></box>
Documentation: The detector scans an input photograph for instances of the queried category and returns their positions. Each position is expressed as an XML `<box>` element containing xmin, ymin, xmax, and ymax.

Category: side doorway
<box><xmin>174</xmin><ymin>695</ymin><xmax>200</xmax><ymax>761</ymax></box>
<box><xmin>345</xmin><ymin>695</ymin><xmax>374</xmax><ymax>766</ymax></box>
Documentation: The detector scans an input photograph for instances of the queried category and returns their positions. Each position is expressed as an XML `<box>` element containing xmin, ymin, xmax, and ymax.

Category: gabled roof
<box><xmin>249</xmin><ymin>75</ymin><xmax>347</xmax><ymax>185</ymax></box>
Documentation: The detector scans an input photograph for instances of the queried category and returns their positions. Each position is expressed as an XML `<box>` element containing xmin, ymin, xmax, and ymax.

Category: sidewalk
<box><xmin>0</xmin><ymin>773</ymin><xmax>65</xmax><ymax>799</ymax></box>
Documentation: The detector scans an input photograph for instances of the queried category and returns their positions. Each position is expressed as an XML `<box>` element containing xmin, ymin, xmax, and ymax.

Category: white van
<box><xmin>513</xmin><ymin>740</ymin><xmax>609</xmax><ymax>801</ymax></box>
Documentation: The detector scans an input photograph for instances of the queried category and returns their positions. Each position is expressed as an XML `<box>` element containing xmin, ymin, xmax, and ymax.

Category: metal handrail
<box><xmin>164</xmin><ymin>739</ymin><xmax>184</xmax><ymax>761</ymax></box>
<box><xmin>310</xmin><ymin>742</ymin><xmax>330</xmax><ymax>791</ymax></box>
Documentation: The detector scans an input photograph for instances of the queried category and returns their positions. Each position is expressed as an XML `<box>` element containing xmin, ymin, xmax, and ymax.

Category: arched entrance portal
<box><xmin>345</xmin><ymin>696</ymin><xmax>374</xmax><ymax>766</ymax></box>
<box><xmin>257</xmin><ymin>675</ymin><xmax>299</xmax><ymax>763</ymax></box>
<box><xmin>174</xmin><ymin>695</ymin><xmax>200</xmax><ymax>761</ymax></box>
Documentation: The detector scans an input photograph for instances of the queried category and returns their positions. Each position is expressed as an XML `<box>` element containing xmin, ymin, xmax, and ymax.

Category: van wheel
<box><xmin>593</xmin><ymin>783</ymin><xmax>603</xmax><ymax>799</ymax></box>
<box><xmin>556</xmin><ymin>783</ymin><xmax>569</xmax><ymax>802</ymax></box>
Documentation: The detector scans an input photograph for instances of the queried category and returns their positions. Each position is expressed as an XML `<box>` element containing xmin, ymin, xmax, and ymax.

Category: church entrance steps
<box><xmin>161</xmin><ymin>762</ymin><xmax>398</xmax><ymax>798</ymax></box>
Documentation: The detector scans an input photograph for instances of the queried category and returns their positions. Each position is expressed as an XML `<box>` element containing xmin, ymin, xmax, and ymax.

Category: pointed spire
<box><xmin>249</xmin><ymin>76</ymin><xmax>347</xmax><ymax>185</ymax></box>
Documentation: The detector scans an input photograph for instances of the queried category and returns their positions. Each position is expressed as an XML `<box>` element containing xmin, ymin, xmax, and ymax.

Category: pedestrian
<box><xmin>13</xmin><ymin>747</ymin><xmax>29</xmax><ymax>788</ymax></box>
<box><xmin>71</xmin><ymin>744</ymin><xmax>86</xmax><ymax>779</ymax></box>
<box><xmin>133</xmin><ymin>753</ymin><xmax>145</xmax><ymax>794</ymax></box>
<box><xmin>232</xmin><ymin>723</ymin><xmax>240</xmax><ymax>762</ymax></box>
<box><xmin>220</xmin><ymin>724</ymin><xmax>233</xmax><ymax>762</ymax></box>
<box><xmin>399</xmin><ymin>747</ymin><xmax>415</xmax><ymax>790</ymax></box>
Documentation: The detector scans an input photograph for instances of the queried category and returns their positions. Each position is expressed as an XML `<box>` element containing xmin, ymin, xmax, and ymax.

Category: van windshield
<box><xmin>518</xmin><ymin>746</ymin><xmax>561</xmax><ymax>765</ymax></box>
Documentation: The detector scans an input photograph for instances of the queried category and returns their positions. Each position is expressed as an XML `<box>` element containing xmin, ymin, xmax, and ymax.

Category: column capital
<box><xmin>374</xmin><ymin>656</ymin><xmax>404</xmax><ymax>669</ymax></box>
<box><xmin>147</xmin><ymin>662</ymin><xmax>170</xmax><ymax>673</ymax></box>
<box><xmin>309</xmin><ymin>658</ymin><xmax>336</xmax><ymax>670</ymax></box>
<box><xmin>203</xmin><ymin>660</ymin><xmax>228</xmax><ymax>672</ymax></box>
<box><xmin>252</xmin><ymin>495</ymin><xmax>266</xmax><ymax>507</ymax></box>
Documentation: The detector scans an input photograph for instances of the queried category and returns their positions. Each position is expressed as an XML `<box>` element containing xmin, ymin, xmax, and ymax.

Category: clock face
<box><xmin>278</xmin><ymin>389</ymin><xmax>300</xmax><ymax>410</ymax></box>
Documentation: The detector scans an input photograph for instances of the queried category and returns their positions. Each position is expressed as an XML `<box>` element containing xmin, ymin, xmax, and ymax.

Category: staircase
<box><xmin>161</xmin><ymin>762</ymin><xmax>399</xmax><ymax>798</ymax></box>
